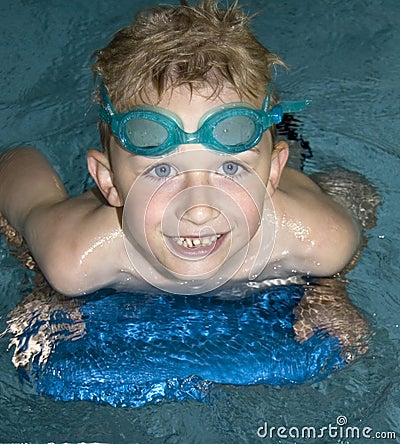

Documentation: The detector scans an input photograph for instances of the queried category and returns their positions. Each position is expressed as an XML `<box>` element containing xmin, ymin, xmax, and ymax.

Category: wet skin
<box><xmin>0</xmin><ymin>87</ymin><xmax>361</xmax><ymax>295</ymax></box>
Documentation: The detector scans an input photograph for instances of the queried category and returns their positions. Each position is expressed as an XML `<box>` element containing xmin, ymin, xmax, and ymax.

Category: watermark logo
<box><xmin>257</xmin><ymin>415</ymin><xmax>397</xmax><ymax>441</ymax></box>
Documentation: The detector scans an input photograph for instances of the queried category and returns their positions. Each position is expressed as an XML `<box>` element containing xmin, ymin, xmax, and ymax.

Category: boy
<box><xmin>0</xmin><ymin>0</ymin><xmax>360</xmax><ymax>296</ymax></box>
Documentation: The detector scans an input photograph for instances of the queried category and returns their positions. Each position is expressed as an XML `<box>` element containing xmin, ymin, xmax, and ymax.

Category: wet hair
<box><xmin>92</xmin><ymin>0</ymin><xmax>286</xmax><ymax>148</ymax></box>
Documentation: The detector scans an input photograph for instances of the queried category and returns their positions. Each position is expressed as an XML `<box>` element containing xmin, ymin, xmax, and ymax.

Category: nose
<box><xmin>177</xmin><ymin>171</ymin><xmax>221</xmax><ymax>226</ymax></box>
<box><xmin>182</xmin><ymin>203</ymin><xmax>220</xmax><ymax>226</ymax></box>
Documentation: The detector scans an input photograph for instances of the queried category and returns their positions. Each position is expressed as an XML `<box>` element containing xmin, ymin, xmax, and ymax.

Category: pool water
<box><xmin>0</xmin><ymin>0</ymin><xmax>399</xmax><ymax>442</ymax></box>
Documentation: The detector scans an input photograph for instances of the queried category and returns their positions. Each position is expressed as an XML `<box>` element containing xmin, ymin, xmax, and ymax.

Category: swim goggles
<box><xmin>99</xmin><ymin>85</ymin><xmax>309</xmax><ymax>157</ymax></box>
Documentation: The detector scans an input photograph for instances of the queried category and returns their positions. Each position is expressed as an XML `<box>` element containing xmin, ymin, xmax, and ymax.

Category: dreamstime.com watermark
<box><xmin>256</xmin><ymin>415</ymin><xmax>397</xmax><ymax>441</ymax></box>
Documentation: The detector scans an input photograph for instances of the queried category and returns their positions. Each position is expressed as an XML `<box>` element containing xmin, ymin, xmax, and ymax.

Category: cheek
<box><xmin>237</xmin><ymin>194</ymin><xmax>262</xmax><ymax>236</ymax></box>
<box><xmin>144</xmin><ymin>197</ymin><xmax>165</xmax><ymax>230</ymax></box>
<box><xmin>122</xmin><ymin>176</ymin><xmax>173</xmax><ymax>243</ymax></box>
<box><xmin>251</xmin><ymin>135</ymin><xmax>273</xmax><ymax>185</ymax></box>
<box><xmin>213</xmin><ymin>176</ymin><xmax>264</xmax><ymax>233</ymax></box>
<box><xmin>143</xmin><ymin>180</ymin><xmax>180</xmax><ymax>231</ymax></box>
<box><xmin>256</xmin><ymin>156</ymin><xmax>272</xmax><ymax>187</ymax></box>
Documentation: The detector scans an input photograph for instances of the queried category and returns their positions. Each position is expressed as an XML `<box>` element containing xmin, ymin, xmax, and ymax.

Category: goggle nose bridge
<box><xmin>181</xmin><ymin>131</ymin><xmax>203</xmax><ymax>145</ymax></box>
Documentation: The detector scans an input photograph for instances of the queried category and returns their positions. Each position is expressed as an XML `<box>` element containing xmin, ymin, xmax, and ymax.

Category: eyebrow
<box><xmin>242</xmin><ymin>147</ymin><xmax>261</xmax><ymax>156</ymax></box>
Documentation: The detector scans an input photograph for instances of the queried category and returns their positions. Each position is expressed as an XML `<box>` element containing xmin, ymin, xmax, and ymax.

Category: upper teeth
<box><xmin>175</xmin><ymin>234</ymin><xmax>221</xmax><ymax>248</ymax></box>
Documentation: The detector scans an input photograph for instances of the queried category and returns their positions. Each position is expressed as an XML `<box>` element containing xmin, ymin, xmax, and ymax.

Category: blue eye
<box><xmin>220</xmin><ymin>161</ymin><xmax>242</xmax><ymax>176</ymax></box>
<box><xmin>149</xmin><ymin>163</ymin><xmax>176</xmax><ymax>178</ymax></box>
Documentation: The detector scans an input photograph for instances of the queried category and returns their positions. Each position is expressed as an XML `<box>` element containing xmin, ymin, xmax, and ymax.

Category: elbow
<box><xmin>36</xmin><ymin>248</ymin><xmax>88</xmax><ymax>297</ymax></box>
<box><xmin>45</xmin><ymin>269</ymin><xmax>86</xmax><ymax>298</ymax></box>
<box><xmin>311</xmin><ymin>218</ymin><xmax>362</xmax><ymax>277</ymax></box>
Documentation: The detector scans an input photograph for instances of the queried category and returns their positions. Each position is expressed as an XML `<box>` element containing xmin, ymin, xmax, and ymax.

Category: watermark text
<box><xmin>257</xmin><ymin>416</ymin><xmax>397</xmax><ymax>441</ymax></box>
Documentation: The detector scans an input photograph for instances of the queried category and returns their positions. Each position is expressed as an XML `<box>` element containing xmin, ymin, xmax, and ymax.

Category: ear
<box><xmin>267</xmin><ymin>140</ymin><xmax>289</xmax><ymax>194</ymax></box>
<box><xmin>87</xmin><ymin>149</ymin><xmax>123</xmax><ymax>207</ymax></box>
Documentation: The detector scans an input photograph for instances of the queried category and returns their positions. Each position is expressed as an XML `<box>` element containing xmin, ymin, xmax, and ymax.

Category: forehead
<box><xmin>134</xmin><ymin>85</ymin><xmax>263</xmax><ymax>110</ymax></box>
<box><xmin>132</xmin><ymin>85</ymin><xmax>263</xmax><ymax>133</ymax></box>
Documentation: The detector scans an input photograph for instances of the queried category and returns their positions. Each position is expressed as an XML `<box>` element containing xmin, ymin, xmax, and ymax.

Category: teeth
<box><xmin>174</xmin><ymin>234</ymin><xmax>221</xmax><ymax>249</ymax></box>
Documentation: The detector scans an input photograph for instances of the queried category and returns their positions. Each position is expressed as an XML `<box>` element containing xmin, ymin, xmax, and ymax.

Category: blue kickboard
<box><xmin>19</xmin><ymin>285</ymin><xmax>343</xmax><ymax>408</ymax></box>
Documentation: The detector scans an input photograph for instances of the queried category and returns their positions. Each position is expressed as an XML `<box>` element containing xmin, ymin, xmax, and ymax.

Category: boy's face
<box><xmin>105</xmin><ymin>87</ymin><xmax>283</xmax><ymax>293</ymax></box>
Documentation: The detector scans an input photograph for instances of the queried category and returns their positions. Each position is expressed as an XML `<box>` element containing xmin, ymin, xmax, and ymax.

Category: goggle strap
<box><xmin>269</xmin><ymin>104</ymin><xmax>283</xmax><ymax>125</ymax></box>
<box><xmin>280</xmin><ymin>100</ymin><xmax>311</xmax><ymax>114</ymax></box>
<box><xmin>262</xmin><ymin>95</ymin><xmax>271</xmax><ymax>112</ymax></box>
<box><xmin>267</xmin><ymin>100</ymin><xmax>311</xmax><ymax>126</ymax></box>
<box><xmin>99</xmin><ymin>84</ymin><xmax>116</xmax><ymax>124</ymax></box>
<box><xmin>99</xmin><ymin>107</ymin><xmax>112</xmax><ymax>125</ymax></box>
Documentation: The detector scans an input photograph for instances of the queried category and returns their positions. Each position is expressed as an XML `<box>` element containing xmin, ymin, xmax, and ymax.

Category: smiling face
<box><xmin>89</xmin><ymin>86</ymin><xmax>287</xmax><ymax>293</ymax></box>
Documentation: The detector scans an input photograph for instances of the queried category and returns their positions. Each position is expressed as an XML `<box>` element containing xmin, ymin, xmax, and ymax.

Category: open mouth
<box><xmin>175</xmin><ymin>234</ymin><xmax>222</xmax><ymax>248</ymax></box>
<box><xmin>164</xmin><ymin>233</ymin><xmax>226</xmax><ymax>258</ymax></box>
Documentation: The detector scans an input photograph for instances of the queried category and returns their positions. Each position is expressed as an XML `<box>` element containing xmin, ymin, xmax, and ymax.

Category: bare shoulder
<box><xmin>275</xmin><ymin>167</ymin><xmax>362</xmax><ymax>276</ymax></box>
<box><xmin>278</xmin><ymin>167</ymin><xmax>324</xmax><ymax>196</ymax></box>
<box><xmin>24</xmin><ymin>189</ymin><xmax>126</xmax><ymax>295</ymax></box>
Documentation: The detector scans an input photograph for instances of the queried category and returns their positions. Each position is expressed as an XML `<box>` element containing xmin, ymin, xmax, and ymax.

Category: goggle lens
<box><xmin>212</xmin><ymin>115</ymin><xmax>256</xmax><ymax>147</ymax></box>
<box><xmin>126</xmin><ymin>118</ymin><xmax>169</xmax><ymax>148</ymax></box>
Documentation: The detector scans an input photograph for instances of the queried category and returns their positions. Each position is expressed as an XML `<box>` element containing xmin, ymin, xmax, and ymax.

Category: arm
<box><xmin>276</xmin><ymin>167</ymin><xmax>362</xmax><ymax>277</ymax></box>
<box><xmin>0</xmin><ymin>147</ymin><xmax>125</xmax><ymax>295</ymax></box>
<box><xmin>294</xmin><ymin>277</ymin><xmax>370</xmax><ymax>360</ymax></box>
<box><xmin>0</xmin><ymin>147</ymin><xmax>67</xmax><ymax>232</ymax></box>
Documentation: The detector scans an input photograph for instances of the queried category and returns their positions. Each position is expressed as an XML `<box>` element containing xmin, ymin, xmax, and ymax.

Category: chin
<box><xmin>160</xmin><ymin>258</ymin><xmax>225</xmax><ymax>281</ymax></box>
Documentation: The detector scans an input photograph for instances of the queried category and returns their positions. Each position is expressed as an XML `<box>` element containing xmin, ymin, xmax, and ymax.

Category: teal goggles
<box><xmin>99</xmin><ymin>86</ymin><xmax>309</xmax><ymax>157</ymax></box>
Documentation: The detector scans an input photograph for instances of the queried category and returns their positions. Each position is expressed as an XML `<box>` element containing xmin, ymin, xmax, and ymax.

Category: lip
<box><xmin>164</xmin><ymin>232</ymin><xmax>228</xmax><ymax>258</ymax></box>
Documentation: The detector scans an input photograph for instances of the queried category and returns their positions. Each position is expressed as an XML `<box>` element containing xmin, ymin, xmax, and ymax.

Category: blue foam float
<box><xmin>17</xmin><ymin>285</ymin><xmax>343</xmax><ymax>408</ymax></box>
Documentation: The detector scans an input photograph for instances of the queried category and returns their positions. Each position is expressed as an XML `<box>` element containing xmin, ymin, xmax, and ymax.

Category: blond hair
<box><xmin>92</xmin><ymin>0</ymin><xmax>285</xmax><ymax>147</ymax></box>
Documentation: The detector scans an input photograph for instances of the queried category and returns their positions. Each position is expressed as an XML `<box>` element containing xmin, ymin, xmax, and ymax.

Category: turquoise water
<box><xmin>0</xmin><ymin>0</ymin><xmax>399</xmax><ymax>442</ymax></box>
